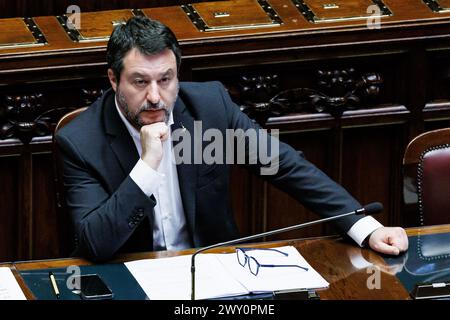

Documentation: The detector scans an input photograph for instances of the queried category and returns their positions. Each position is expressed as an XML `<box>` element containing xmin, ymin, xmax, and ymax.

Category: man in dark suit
<box><xmin>56</xmin><ymin>16</ymin><xmax>408</xmax><ymax>262</ymax></box>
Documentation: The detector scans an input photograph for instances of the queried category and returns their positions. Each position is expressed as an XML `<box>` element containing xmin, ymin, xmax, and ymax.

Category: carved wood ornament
<box><xmin>240</xmin><ymin>69</ymin><xmax>383</xmax><ymax>124</ymax></box>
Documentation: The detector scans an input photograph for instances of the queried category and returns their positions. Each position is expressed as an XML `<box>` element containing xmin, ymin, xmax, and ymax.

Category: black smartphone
<box><xmin>411</xmin><ymin>282</ymin><xmax>450</xmax><ymax>300</ymax></box>
<box><xmin>76</xmin><ymin>274</ymin><xmax>114</xmax><ymax>300</ymax></box>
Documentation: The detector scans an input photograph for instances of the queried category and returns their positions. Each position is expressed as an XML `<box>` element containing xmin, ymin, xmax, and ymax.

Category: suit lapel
<box><xmin>103</xmin><ymin>90</ymin><xmax>139</xmax><ymax>178</ymax></box>
<box><xmin>172</xmin><ymin>97</ymin><xmax>198</xmax><ymax>240</ymax></box>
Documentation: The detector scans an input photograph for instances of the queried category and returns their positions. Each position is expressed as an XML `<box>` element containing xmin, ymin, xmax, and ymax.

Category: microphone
<box><xmin>190</xmin><ymin>202</ymin><xmax>383</xmax><ymax>300</ymax></box>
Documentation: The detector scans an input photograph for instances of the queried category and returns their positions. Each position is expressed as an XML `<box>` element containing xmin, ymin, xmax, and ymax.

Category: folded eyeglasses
<box><xmin>236</xmin><ymin>247</ymin><xmax>309</xmax><ymax>276</ymax></box>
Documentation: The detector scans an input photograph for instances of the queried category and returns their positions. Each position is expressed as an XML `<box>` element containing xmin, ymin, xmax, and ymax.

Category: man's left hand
<box><xmin>368</xmin><ymin>227</ymin><xmax>409</xmax><ymax>255</ymax></box>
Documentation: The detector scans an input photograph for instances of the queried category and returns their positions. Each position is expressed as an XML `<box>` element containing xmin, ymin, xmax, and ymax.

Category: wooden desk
<box><xmin>11</xmin><ymin>224</ymin><xmax>450</xmax><ymax>300</ymax></box>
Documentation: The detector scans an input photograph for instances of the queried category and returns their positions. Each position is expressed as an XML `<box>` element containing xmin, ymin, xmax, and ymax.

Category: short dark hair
<box><xmin>107</xmin><ymin>16</ymin><xmax>181</xmax><ymax>82</ymax></box>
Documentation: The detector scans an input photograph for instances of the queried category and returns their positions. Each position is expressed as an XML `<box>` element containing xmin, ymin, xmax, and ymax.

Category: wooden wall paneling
<box><xmin>229</xmin><ymin>165</ymin><xmax>254</xmax><ymax>237</ymax></box>
<box><xmin>426</xmin><ymin>48</ymin><xmax>450</xmax><ymax>104</ymax></box>
<box><xmin>264</xmin><ymin>129</ymin><xmax>337</xmax><ymax>240</ymax></box>
<box><xmin>406</xmin><ymin>47</ymin><xmax>429</xmax><ymax>139</ymax></box>
<box><xmin>0</xmin><ymin>155</ymin><xmax>19</xmax><ymax>261</ymax></box>
<box><xmin>423</xmin><ymin>47</ymin><xmax>450</xmax><ymax>123</ymax></box>
<box><xmin>187</xmin><ymin>46</ymin><xmax>409</xmax><ymax>111</ymax></box>
<box><xmin>341</xmin><ymin>125</ymin><xmax>407</xmax><ymax>227</ymax></box>
<box><xmin>249</xmin><ymin>173</ymin><xmax>267</xmax><ymax>237</ymax></box>
<box><xmin>31</xmin><ymin>152</ymin><xmax>59</xmax><ymax>259</ymax></box>
<box><xmin>17</xmin><ymin>147</ymin><xmax>33</xmax><ymax>260</ymax></box>
<box><xmin>424</xmin><ymin>119</ymin><xmax>450</xmax><ymax>131</ymax></box>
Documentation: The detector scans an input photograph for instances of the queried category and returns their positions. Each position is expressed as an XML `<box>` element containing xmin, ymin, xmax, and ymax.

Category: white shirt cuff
<box><xmin>347</xmin><ymin>216</ymin><xmax>383</xmax><ymax>247</ymax></box>
<box><xmin>129</xmin><ymin>159</ymin><xmax>164</xmax><ymax>197</ymax></box>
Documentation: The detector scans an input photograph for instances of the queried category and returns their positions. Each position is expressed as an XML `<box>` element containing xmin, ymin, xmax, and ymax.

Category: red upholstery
<box><xmin>403</xmin><ymin>128</ymin><xmax>450</xmax><ymax>227</ymax></box>
<box><xmin>420</xmin><ymin>147</ymin><xmax>450</xmax><ymax>226</ymax></box>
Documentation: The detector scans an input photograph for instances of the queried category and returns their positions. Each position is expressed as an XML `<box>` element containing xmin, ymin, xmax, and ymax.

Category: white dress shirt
<box><xmin>115</xmin><ymin>98</ymin><xmax>382</xmax><ymax>251</ymax></box>
<box><xmin>115</xmin><ymin>99</ymin><xmax>191</xmax><ymax>251</ymax></box>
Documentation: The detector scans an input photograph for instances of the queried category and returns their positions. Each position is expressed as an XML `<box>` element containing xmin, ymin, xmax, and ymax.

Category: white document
<box><xmin>215</xmin><ymin>246</ymin><xmax>329</xmax><ymax>293</ymax></box>
<box><xmin>125</xmin><ymin>246</ymin><xmax>329</xmax><ymax>300</ymax></box>
<box><xmin>0</xmin><ymin>267</ymin><xmax>27</xmax><ymax>300</ymax></box>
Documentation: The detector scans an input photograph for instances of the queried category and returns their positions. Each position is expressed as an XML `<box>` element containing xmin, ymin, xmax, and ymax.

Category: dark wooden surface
<box><xmin>14</xmin><ymin>224</ymin><xmax>450</xmax><ymax>300</ymax></box>
<box><xmin>1</xmin><ymin>0</ymin><xmax>450</xmax><ymax>261</ymax></box>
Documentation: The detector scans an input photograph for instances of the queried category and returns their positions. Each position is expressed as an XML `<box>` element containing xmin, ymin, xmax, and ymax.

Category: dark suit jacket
<box><xmin>56</xmin><ymin>81</ymin><xmax>363</xmax><ymax>261</ymax></box>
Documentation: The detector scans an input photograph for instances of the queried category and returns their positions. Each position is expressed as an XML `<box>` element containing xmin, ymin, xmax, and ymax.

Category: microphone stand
<box><xmin>190</xmin><ymin>202</ymin><xmax>382</xmax><ymax>300</ymax></box>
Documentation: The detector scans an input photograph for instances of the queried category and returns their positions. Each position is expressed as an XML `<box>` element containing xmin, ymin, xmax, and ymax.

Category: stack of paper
<box><xmin>125</xmin><ymin>246</ymin><xmax>329</xmax><ymax>300</ymax></box>
<box><xmin>0</xmin><ymin>267</ymin><xmax>27</xmax><ymax>300</ymax></box>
